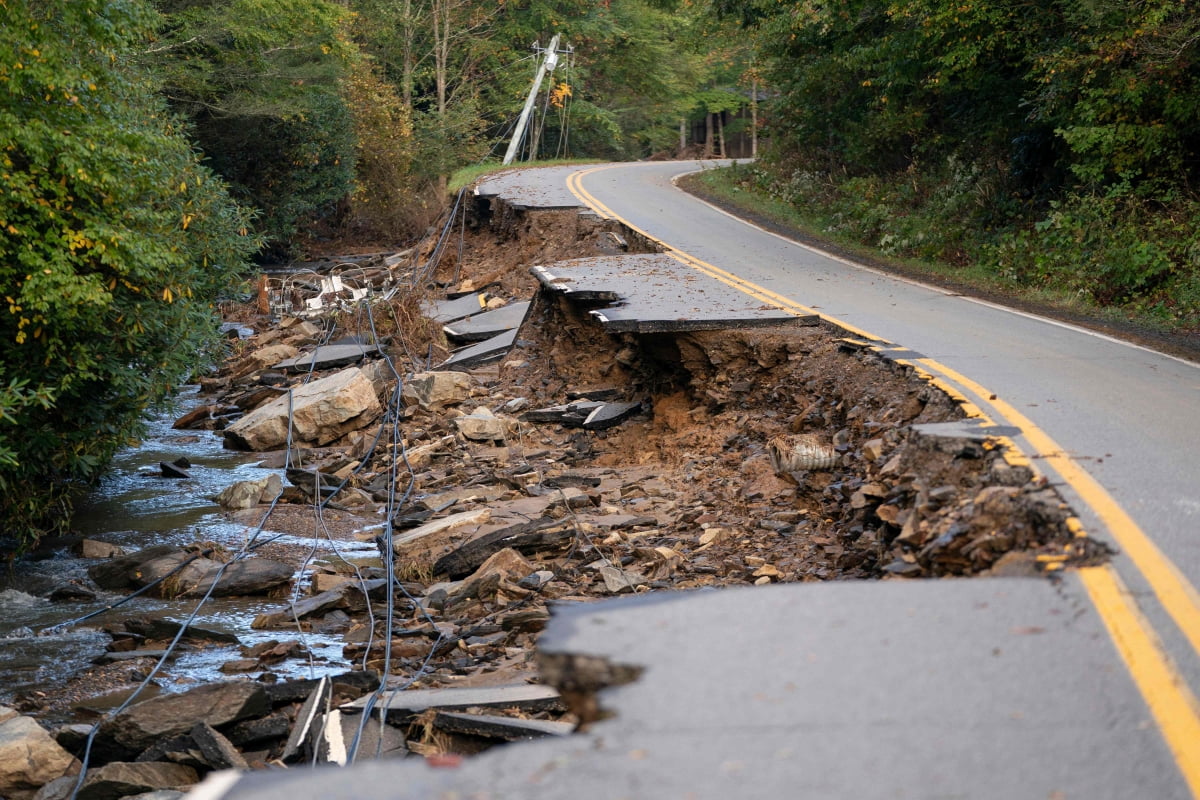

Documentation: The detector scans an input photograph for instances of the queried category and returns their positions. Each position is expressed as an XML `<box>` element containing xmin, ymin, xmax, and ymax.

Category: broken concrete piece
<box><xmin>432</xmin><ymin>711</ymin><xmax>573</xmax><ymax>741</ymax></box>
<box><xmin>401</xmin><ymin>372</ymin><xmax>472</xmax><ymax>410</ymax></box>
<box><xmin>443</xmin><ymin>302</ymin><xmax>530</xmax><ymax>343</ymax></box>
<box><xmin>523</xmin><ymin>401</ymin><xmax>604</xmax><ymax>427</ymax></box>
<box><xmin>426</xmin><ymin>293</ymin><xmax>487</xmax><ymax>323</ymax></box>
<box><xmin>391</xmin><ymin>508</ymin><xmax>491</xmax><ymax>551</ymax></box>
<box><xmin>274</xmin><ymin>342</ymin><xmax>378</xmax><ymax>373</ymax></box>
<box><xmin>343</xmin><ymin>684</ymin><xmax>560</xmax><ymax>720</ymax></box>
<box><xmin>224</xmin><ymin>367</ymin><xmax>383</xmax><ymax>451</ymax></box>
<box><xmin>582</xmin><ymin>401</ymin><xmax>642</xmax><ymax>430</ymax></box>
<box><xmin>437</xmin><ymin>329</ymin><xmax>518</xmax><ymax>371</ymax></box>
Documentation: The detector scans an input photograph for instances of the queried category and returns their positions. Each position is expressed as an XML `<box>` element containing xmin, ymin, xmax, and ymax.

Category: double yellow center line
<box><xmin>566</xmin><ymin>163</ymin><xmax>1200</xmax><ymax>795</ymax></box>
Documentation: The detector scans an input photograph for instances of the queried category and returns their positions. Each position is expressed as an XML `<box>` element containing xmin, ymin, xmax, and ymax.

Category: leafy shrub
<box><xmin>0</xmin><ymin>0</ymin><xmax>257</xmax><ymax>545</ymax></box>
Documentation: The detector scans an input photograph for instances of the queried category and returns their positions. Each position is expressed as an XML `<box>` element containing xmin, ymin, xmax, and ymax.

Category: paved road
<box><xmin>209</xmin><ymin>163</ymin><xmax>1200</xmax><ymax>799</ymax></box>
<box><xmin>480</xmin><ymin>161</ymin><xmax>1200</xmax><ymax>795</ymax></box>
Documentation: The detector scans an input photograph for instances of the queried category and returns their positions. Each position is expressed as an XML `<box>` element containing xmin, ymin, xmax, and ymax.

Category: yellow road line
<box><xmin>1080</xmin><ymin>565</ymin><xmax>1200</xmax><ymax>796</ymax></box>
<box><xmin>565</xmin><ymin>164</ymin><xmax>1200</xmax><ymax>793</ymax></box>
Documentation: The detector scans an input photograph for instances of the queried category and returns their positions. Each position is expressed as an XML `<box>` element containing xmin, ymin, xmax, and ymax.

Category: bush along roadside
<box><xmin>698</xmin><ymin>160</ymin><xmax>1200</xmax><ymax>338</ymax></box>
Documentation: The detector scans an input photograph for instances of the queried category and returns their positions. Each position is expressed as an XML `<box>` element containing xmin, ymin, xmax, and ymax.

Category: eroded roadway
<box><xmin>210</xmin><ymin>162</ymin><xmax>1200</xmax><ymax>799</ymax></box>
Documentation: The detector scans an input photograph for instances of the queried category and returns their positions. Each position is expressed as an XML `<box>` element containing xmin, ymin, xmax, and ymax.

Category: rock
<box><xmin>599</xmin><ymin>565</ymin><xmax>648</xmax><ymax>594</ymax></box>
<box><xmin>190</xmin><ymin>722</ymin><xmax>248</xmax><ymax>771</ymax></box>
<box><xmin>158</xmin><ymin>461</ymin><xmax>191</xmax><ymax>479</ymax></box>
<box><xmin>100</xmin><ymin>682</ymin><xmax>268</xmax><ymax>756</ymax></box>
<box><xmin>447</xmin><ymin>548</ymin><xmax>534</xmax><ymax>602</ymax></box>
<box><xmin>229</xmin><ymin>344</ymin><xmax>299</xmax><ymax>379</ymax></box>
<box><xmin>251</xmin><ymin>586</ymin><xmax>350</xmax><ymax>629</ymax></box>
<box><xmin>118</xmin><ymin>617</ymin><xmax>240</xmax><ymax>645</ymax></box>
<box><xmin>401</xmin><ymin>371</ymin><xmax>472</xmax><ymax>410</ymax></box>
<box><xmin>171</xmin><ymin>405</ymin><xmax>218</xmax><ymax>430</ymax></box>
<box><xmin>454</xmin><ymin>408</ymin><xmax>511</xmax><ymax>442</ymax></box>
<box><xmin>862</xmin><ymin>438</ymin><xmax>886</xmax><ymax>462</ymax></box>
<box><xmin>75</xmin><ymin>762</ymin><xmax>198</xmax><ymax>800</ymax></box>
<box><xmin>130</xmin><ymin>550</ymin><xmax>293</xmax><ymax>598</ymax></box>
<box><xmin>214</xmin><ymin>475</ymin><xmax>282</xmax><ymax>510</ymax></box>
<box><xmin>304</xmin><ymin>709</ymin><xmax>406</xmax><ymax>765</ymax></box>
<box><xmin>76</xmin><ymin>540</ymin><xmax>126</xmax><ymax>559</ymax></box>
<box><xmin>223</xmin><ymin>367</ymin><xmax>383</xmax><ymax>451</ymax></box>
<box><xmin>47</xmin><ymin>583</ymin><xmax>97</xmax><ymax>602</ymax></box>
<box><xmin>88</xmin><ymin>545</ymin><xmax>181</xmax><ymax>591</ymax></box>
<box><xmin>431</xmin><ymin>518</ymin><xmax>573</xmax><ymax>579</ymax></box>
<box><xmin>274</xmin><ymin>343</ymin><xmax>377</xmax><ymax>373</ymax></box>
<box><xmin>0</xmin><ymin>711</ymin><xmax>79</xmax><ymax>800</ymax></box>
<box><xmin>392</xmin><ymin>508</ymin><xmax>492</xmax><ymax>552</ymax></box>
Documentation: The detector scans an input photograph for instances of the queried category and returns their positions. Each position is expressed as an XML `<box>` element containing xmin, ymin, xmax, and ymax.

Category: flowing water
<box><xmin>0</xmin><ymin>386</ymin><xmax>378</xmax><ymax>711</ymax></box>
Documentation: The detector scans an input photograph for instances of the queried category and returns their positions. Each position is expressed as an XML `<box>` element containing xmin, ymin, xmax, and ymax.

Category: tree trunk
<box><xmin>750</xmin><ymin>75</ymin><xmax>758</xmax><ymax>159</ymax></box>
<box><xmin>678</xmin><ymin>118</ymin><xmax>686</xmax><ymax>155</ymax></box>
<box><xmin>704</xmin><ymin>112</ymin><xmax>714</xmax><ymax>157</ymax></box>
<box><xmin>717</xmin><ymin>111</ymin><xmax>726</xmax><ymax>158</ymax></box>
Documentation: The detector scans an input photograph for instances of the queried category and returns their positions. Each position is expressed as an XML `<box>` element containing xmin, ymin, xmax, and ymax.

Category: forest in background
<box><xmin>2</xmin><ymin>0</ymin><xmax>1197</xmax><ymax>543</ymax></box>
<box><xmin>719</xmin><ymin>0</ymin><xmax>1200</xmax><ymax>331</ymax></box>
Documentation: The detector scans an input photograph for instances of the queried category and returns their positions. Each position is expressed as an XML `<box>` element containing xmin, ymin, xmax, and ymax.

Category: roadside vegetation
<box><xmin>709</xmin><ymin>0</ymin><xmax>1200</xmax><ymax>337</ymax></box>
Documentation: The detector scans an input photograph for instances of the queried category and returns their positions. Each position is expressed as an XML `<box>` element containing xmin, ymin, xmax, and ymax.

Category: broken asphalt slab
<box><xmin>425</xmin><ymin>293</ymin><xmax>487</xmax><ymax>324</ymax></box>
<box><xmin>443</xmin><ymin>301</ymin><xmax>531</xmax><ymax>342</ymax></box>
<box><xmin>274</xmin><ymin>342</ymin><xmax>380</xmax><ymax>373</ymax></box>
<box><xmin>533</xmin><ymin>253</ymin><xmax>818</xmax><ymax>333</ymax></box>
<box><xmin>436</xmin><ymin>328</ymin><xmax>518</xmax><ymax>371</ymax></box>
<box><xmin>198</xmin><ymin>574</ymin><xmax>1189</xmax><ymax>799</ymax></box>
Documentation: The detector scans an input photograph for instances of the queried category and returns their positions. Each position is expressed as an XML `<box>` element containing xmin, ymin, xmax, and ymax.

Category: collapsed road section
<box><xmin>23</xmin><ymin>168</ymin><xmax>1164</xmax><ymax>800</ymax></box>
<box><xmin>162</xmin><ymin>176</ymin><xmax>1131</xmax><ymax>800</ymax></box>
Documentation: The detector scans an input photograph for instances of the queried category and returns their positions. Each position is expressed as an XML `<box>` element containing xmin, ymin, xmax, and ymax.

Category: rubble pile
<box><xmin>8</xmin><ymin>194</ymin><xmax>1107</xmax><ymax>798</ymax></box>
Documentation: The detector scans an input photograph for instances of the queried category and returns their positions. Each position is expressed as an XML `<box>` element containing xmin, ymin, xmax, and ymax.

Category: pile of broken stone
<box><xmin>1</xmin><ymin>277</ymin><xmax>1109</xmax><ymax>799</ymax></box>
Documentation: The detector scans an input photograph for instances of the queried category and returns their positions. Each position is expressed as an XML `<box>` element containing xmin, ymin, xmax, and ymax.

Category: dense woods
<box><xmin>721</xmin><ymin>0</ymin><xmax>1200</xmax><ymax>325</ymax></box>
<box><xmin>2</xmin><ymin>0</ymin><xmax>1196</xmax><ymax>543</ymax></box>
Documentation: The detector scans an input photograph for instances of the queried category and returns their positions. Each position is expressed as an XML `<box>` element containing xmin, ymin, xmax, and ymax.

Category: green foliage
<box><xmin>0</xmin><ymin>0</ymin><xmax>257</xmax><ymax>544</ymax></box>
<box><xmin>717</xmin><ymin>0</ymin><xmax>1200</xmax><ymax>327</ymax></box>
<box><xmin>148</xmin><ymin>0</ymin><xmax>356</xmax><ymax>254</ymax></box>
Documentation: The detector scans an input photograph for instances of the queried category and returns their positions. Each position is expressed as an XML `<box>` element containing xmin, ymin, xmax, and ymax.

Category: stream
<box><xmin>0</xmin><ymin>385</ymin><xmax>379</xmax><ymax>715</ymax></box>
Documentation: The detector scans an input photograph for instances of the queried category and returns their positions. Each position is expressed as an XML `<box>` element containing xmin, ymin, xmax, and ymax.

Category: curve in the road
<box><xmin>566</xmin><ymin>162</ymin><xmax>1200</xmax><ymax>795</ymax></box>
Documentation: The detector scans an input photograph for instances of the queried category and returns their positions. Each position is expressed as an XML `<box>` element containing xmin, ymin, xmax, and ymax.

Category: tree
<box><xmin>0</xmin><ymin>0</ymin><xmax>257</xmax><ymax>544</ymax></box>
<box><xmin>147</xmin><ymin>0</ymin><xmax>357</xmax><ymax>256</ymax></box>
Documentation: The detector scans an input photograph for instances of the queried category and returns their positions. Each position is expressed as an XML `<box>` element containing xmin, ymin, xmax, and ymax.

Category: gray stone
<box><xmin>224</xmin><ymin>367</ymin><xmax>383</xmax><ymax>451</ymax></box>
<box><xmin>190</xmin><ymin>722</ymin><xmax>248</xmax><ymax>771</ymax></box>
<box><xmin>76</xmin><ymin>539</ymin><xmax>126</xmax><ymax>559</ymax></box>
<box><xmin>599</xmin><ymin>565</ymin><xmax>648</xmax><ymax>594</ymax></box>
<box><xmin>273</xmin><ymin>343</ymin><xmax>378</xmax><ymax>373</ymax></box>
<box><xmin>76</xmin><ymin>762</ymin><xmax>198</xmax><ymax>800</ymax></box>
<box><xmin>88</xmin><ymin>545</ymin><xmax>180</xmax><ymax>590</ymax></box>
<box><xmin>102</xmin><ymin>682</ymin><xmax>269</xmax><ymax>755</ymax></box>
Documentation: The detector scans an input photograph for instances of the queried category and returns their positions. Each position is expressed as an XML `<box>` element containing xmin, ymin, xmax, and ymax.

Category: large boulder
<box><xmin>213</xmin><ymin>475</ymin><xmax>282</xmax><ymax>510</ymax></box>
<box><xmin>223</xmin><ymin>367</ymin><xmax>382</xmax><ymax>451</ymax></box>
<box><xmin>130</xmin><ymin>550</ymin><xmax>293</xmax><ymax>598</ymax></box>
<box><xmin>100</xmin><ymin>682</ymin><xmax>268</xmax><ymax>756</ymax></box>
<box><xmin>0</xmin><ymin>709</ymin><xmax>78</xmax><ymax>800</ymax></box>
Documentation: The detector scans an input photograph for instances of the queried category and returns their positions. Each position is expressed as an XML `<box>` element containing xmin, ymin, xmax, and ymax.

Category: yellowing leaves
<box><xmin>182</xmin><ymin>213</ymin><xmax>194</xmax><ymax>230</ymax></box>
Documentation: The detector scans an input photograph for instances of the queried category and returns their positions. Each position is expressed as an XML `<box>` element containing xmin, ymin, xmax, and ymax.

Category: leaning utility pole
<box><xmin>503</xmin><ymin>35</ymin><xmax>561</xmax><ymax>166</ymax></box>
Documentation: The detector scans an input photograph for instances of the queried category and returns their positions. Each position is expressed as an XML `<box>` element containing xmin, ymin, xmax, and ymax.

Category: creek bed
<box><xmin>0</xmin><ymin>387</ymin><xmax>372</xmax><ymax>716</ymax></box>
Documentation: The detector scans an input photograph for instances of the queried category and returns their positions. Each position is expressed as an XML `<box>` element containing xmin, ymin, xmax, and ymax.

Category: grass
<box><xmin>448</xmin><ymin>158</ymin><xmax>602</xmax><ymax>193</ymax></box>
